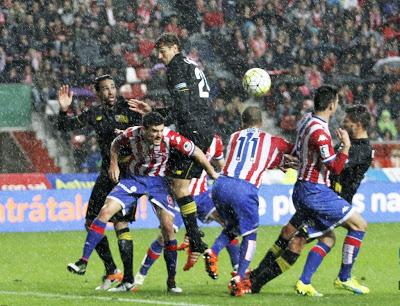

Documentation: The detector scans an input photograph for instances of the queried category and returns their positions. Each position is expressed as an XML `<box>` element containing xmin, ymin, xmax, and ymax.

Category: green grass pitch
<box><xmin>0</xmin><ymin>223</ymin><xmax>399</xmax><ymax>305</ymax></box>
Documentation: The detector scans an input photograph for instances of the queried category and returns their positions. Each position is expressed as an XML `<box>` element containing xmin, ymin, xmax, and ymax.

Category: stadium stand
<box><xmin>0</xmin><ymin>0</ymin><xmax>399</xmax><ymax>171</ymax></box>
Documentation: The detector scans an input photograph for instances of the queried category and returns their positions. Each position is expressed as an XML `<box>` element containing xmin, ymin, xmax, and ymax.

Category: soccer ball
<box><xmin>242</xmin><ymin>68</ymin><xmax>271</xmax><ymax>97</ymax></box>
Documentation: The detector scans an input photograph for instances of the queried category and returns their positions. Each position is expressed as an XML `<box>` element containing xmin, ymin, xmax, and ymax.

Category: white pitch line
<box><xmin>0</xmin><ymin>290</ymin><xmax>211</xmax><ymax>306</ymax></box>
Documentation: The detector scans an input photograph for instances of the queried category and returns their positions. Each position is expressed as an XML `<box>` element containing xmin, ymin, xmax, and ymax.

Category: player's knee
<box><xmin>320</xmin><ymin>232</ymin><xmax>336</xmax><ymax>248</ymax></box>
<box><xmin>157</xmin><ymin>233</ymin><xmax>165</xmax><ymax>245</ymax></box>
<box><xmin>289</xmin><ymin>235</ymin><xmax>306</xmax><ymax>254</ymax></box>
<box><xmin>358</xmin><ymin>218</ymin><xmax>368</xmax><ymax>232</ymax></box>
<box><xmin>348</xmin><ymin>213</ymin><xmax>368</xmax><ymax>232</ymax></box>
<box><xmin>84</xmin><ymin>220</ymin><xmax>92</xmax><ymax>232</ymax></box>
<box><xmin>281</xmin><ymin>223</ymin><xmax>297</xmax><ymax>240</ymax></box>
<box><xmin>160</xmin><ymin>221</ymin><xmax>175</xmax><ymax>240</ymax></box>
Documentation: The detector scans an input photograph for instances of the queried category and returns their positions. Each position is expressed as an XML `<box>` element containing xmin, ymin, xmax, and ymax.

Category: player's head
<box><xmin>242</xmin><ymin>106</ymin><xmax>263</xmax><ymax>128</ymax></box>
<box><xmin>94</xmin><ymin>74</ymin><xmax>117</xmax><ymax>106</ymax></box>
<box><xmin>142</xmin><ymin>112</ymin><xmax>165</xmax><ymax>145</ymax></box>
<box><xmin>343</xmin><ymin>104</ymin><xmax>370</xmax><ymax>138</ymax></box>
<box><xmin>313</xmin><ymin>85</ymin><xmax>339</xmax><ymax>113</ymax></box>
<box><xmin>155</xmin><ymin>33</ymin><xmax>181</xmax><ymax>65</ymax></box>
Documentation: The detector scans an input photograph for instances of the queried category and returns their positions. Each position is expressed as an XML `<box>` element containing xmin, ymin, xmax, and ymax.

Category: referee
<box><xmin>58</xmin><ymin>75</ymin><xmax>142</xmax><ymax>288</ymax></box>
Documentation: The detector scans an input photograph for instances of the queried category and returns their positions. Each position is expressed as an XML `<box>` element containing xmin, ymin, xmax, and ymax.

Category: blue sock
<box><xmin>300</xmin><ymin>241</ymin><xmax>331</xmax><ymax>284</ymax></box>
<box><xmin>211</xmin><ymin>230</ymin><xmax>231</xmax><ymax>256</ymax></box>
<box><xmin>82</xmin><ymin>219</ymin><xmax>106</xmax><ymax>261</ymax></box>
<box><xmin>226</xmin><ymin>238</ymin><xmax>240</xmax><ymax>271</ymax></box>
<box><xmin>338</xmin><ymin>230</ymin><xmax>365</xmax><ymax>281</ymax></box>
<box><xmin>164</xmin><ymin>240</ymin><xmax>178</xmax><ymax>280</ymax></box>
<box><xmin>238</xmin><ymin>232</ymin><xmax>257</xmax><ymax>278</ymax></box>
<box><xmin>140</xmin><ymin>239</ymin><xmax>164</xmax><ymax>276</ymax></box>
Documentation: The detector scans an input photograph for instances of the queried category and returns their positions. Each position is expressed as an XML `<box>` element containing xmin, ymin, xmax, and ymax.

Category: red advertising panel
<box><xmin>0</xmin><ymin>173</ymin><xmax>52</xmax><ymax>191</ymax></box>
<box><xmin>372</xmin><ymin>142</ymin><xmax>400</xmax><ymax>168</ymax></box>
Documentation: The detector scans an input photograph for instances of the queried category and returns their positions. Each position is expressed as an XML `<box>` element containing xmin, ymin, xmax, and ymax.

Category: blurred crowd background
<box><xmin>0</xmin><ymin>0</ymin><xmax>399</xmax><ymax>172</ymax></box>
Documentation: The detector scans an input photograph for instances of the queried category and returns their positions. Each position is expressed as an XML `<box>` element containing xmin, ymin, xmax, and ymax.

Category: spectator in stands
<box><xmin>378</xmin><ymin>110</ymin><xmax>398</xmax><ymax>140</ymax></box>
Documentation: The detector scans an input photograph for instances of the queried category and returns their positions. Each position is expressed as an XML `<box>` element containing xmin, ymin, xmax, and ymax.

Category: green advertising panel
<box><xmin>0</xmin><ymin>84</ymin><xmax>32</xmax><ymax>129</ymax></box>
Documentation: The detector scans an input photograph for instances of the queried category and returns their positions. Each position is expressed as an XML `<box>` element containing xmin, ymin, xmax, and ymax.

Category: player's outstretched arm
<box><xmin>57</xmin><ymin>85</ymin><xmax>73</xmax><ymax>112</ymax></box>
<box><xmin>192</xmin><ymin>146</ymin><xmax>219</xmax><ymax>180</ymax></box>
<box><xmin>126</xmin><ymin>99</ymin><xmax>152</xmax><ymax>115</ymax></box>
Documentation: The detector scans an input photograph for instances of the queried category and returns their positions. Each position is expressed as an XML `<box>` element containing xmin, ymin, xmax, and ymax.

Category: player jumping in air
<box><xmin>129</xmin><ymin>33</ymin><xmax>217</xmax><ymax>264</ymax></box>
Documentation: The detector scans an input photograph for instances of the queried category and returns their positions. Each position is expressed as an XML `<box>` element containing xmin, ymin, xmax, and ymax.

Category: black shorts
<box><xmin>167</xmin><ymin>129</ymin><xmax>214</xmax><ymax>179</ymax></box>
<box><xmin>86</xmin><ymin>169</ymin><xmax>135</xmax><ymax>223</ymax></box>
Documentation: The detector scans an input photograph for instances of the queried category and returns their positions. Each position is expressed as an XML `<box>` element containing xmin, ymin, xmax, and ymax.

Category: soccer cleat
<box><xmin>204</xmin><ymin>249</ymin><xmax>218</xmax><ymax>279</ymax></box>
<box><xmin>108</xmin><ymin>281</ymin><xmax>138</xmax><ymax>292</ymax></box>
<box><xmin>334</xmin><ymin>277</ymin><xmax>370</xmax><ymax>294</ymax></box>
<box><xmin>295</xmin><ymin>280</ymin><xmax>323</xmax><ymax>297</ymax></box>
<box><xmin>231</xmin><ymin>268</ymin><xmax>251</xmax><ymax>278</ymax></box>
<box><xmin>95</xmin><ymin>269</ymin><xmax>123</xmax><ymax>290</ymax></box>
<box><xmin>183</xmin><ymin>249</ymin><xmax>202</xmax><ymax>271</ymax></box>
<box><xmin>134</xmin><ymin>272</ymin><xmax>146</xmax><ymax>286</ymax></box>
<box><xmin>228</xmin><ymin>275</ymin><xmax>252</xmax><ymax>297</ymax></box>
<box><xmin>177</xmin><ymin>235</ymin><xmax>190</xmax><ymax>251</ymax></box>
<box><xmin>167</xmin><ymin>279</ymin><xmax>183</xmax><ymax>294</ymax></box>
<box><xmin>67</xmin><ymin>259</ymin><xmax>87</xmax><ymax>275</ymax></box>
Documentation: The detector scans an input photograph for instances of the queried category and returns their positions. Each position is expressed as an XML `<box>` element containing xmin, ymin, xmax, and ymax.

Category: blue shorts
<box><xmin>291</xmin><ymin>180</ymin><xmax>355</xmax><ymax>239</ymax></box>
<box><xmin>212</xmin><ymin>176</ymin><xmax>259</xmax><ymax>237</ymax></box>
<box><xmin>107</xmin><ymin>176</ymin><xmax>174</xmax><ymax>217</ymax></box>
<box><xmin>195</xmin><ymin>189</ymin><xmax>216</xmax><ymax>224</ymax></box>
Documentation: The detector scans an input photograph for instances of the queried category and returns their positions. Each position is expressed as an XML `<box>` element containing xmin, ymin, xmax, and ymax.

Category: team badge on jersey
<box><xmin>319</xmin><ymin>144</ymin><xmax>330</xmax><ymax>159</ymax></box>
<box><xmin>115</xmin><ymin>114</ymin><xmax>129</xmax><ymax>123</ymax></box>
<box><xmin>183</xmin><ymin>142</ymin><xmax>193</xmax><ymax>153</ymax></box>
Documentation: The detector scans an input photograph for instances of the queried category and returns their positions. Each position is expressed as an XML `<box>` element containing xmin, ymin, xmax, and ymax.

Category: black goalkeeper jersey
<box><xmin>330</xmin><ymin>138</ymin><xmax>373</xmax><ymax>203</ymax></box>
<box><xmin>57</xmin><ymin>97</ymin><xmax>142</xmax><ymax>170</ymax></box>
<box><xmin>165</xmin><ymin>53</ymin><xmax>215</xmax><ymax>135</ymax></box>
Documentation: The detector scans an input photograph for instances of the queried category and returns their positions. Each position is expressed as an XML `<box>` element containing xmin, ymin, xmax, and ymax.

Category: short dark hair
<box><xmin>313</xmin><ymin>85</ymin><xmax>338</xmax><ymax>112</ymax></box>
<box><xmin>155</xmin><ymin>33</ymin><xmax>181</xmax><ymax>51</ymax></box>
<box><xmin>242</xmin><ymin>106</ymin><xmax>262</xmax><ymax>127</ymax></box>
<box><xmin>142</xmin><ymin>112</ymin><xmax>165</xmax><ymax>128</ymax></box>
<box><xmin>94</xmin><ymin>74</ymin><xmax>114</xmax><ymax>91</ymax></box>
<box><xmin>345</xmin><ymin>104</ymin><xmax>370</xmax><ymax>130</ymax></box>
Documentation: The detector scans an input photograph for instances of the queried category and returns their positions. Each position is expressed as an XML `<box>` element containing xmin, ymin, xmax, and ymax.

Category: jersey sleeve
<box><xmin>213</xmin><ymin>135</ymin><xmax>224</xmax><ymax>160</ymax></box>
<box><xmin>266</xmin><ymin>136</ymin><xmax>293</xmax><ymax>169</ymax></box>
<box><xmin>310</xmin><ymin>129</ymin><xmax>348</xmax><ymax>175</ymax></box>
<box><xmin>114</xmin><ymin>127</ymin><xmax>133</xmax><ymax>148</ymax></box>
<box><xmin>57</xmin><ymin>108</ymin><xmax>91</xmax><ymax>131</ymax></box>
<box><xmin>166</xmin><ymin>129</ymin><xmax>195</xmax><ymax>156</ymax></box>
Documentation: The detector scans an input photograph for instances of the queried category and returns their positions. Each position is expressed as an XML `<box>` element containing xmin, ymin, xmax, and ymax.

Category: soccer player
<box><xmin>67</xmin><ymin>112</ymin><xmax>218</xmax><ymax>292</ymax></box>
<box><xmin>330</xmin><ymin>105</ymin><xmax>373</xmax><ymax>203</ymax></box>
<box><xmin>130</xmin><ymin>33</ymin><xmax>216</xmax><ymax>257</ymax></box>
<box><xmin>134</xmin><ymin>135</ymin><xmax>240</xmax><ymax>284</ymax></box>
<box><xmin>210</xmin><ymin>106</ymin><xmax>293</xmax><ymax>296</ymax></box>
<box><xmin>58</xmin><ymin>75</ymin><xmax>143</xmax><ymax>290</ymax></box>
<box><xmin>249</xmin><ymin>85</ymin><xmax>369</xmax><ymax>296</ymax></box>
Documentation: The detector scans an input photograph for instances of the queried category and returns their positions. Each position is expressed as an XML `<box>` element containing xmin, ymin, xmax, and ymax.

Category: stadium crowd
<box><xmin>0</xmin><ymin>0</ymin><xmax>399</xmax><ymax>171</ymax></box>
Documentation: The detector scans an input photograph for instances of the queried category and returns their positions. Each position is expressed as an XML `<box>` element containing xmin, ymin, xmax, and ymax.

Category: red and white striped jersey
<box><xmin>116</xmin><ymin>126</ymin><xmax>195</xmax><ymax>176</ymax></box>
<box><xmin>189</xmin><ymin>134</ymin><xmax>224</xmax><ymax>196</ymax></box>
<box><xmin>223</xmin><ymin>128</ymin><xmax>292</xmax><ymax>188</ymax></box>
<box><xmin>294</xmin><ymin>113</ymin><xmax>347</xmax><ymax>185</ymax></box>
